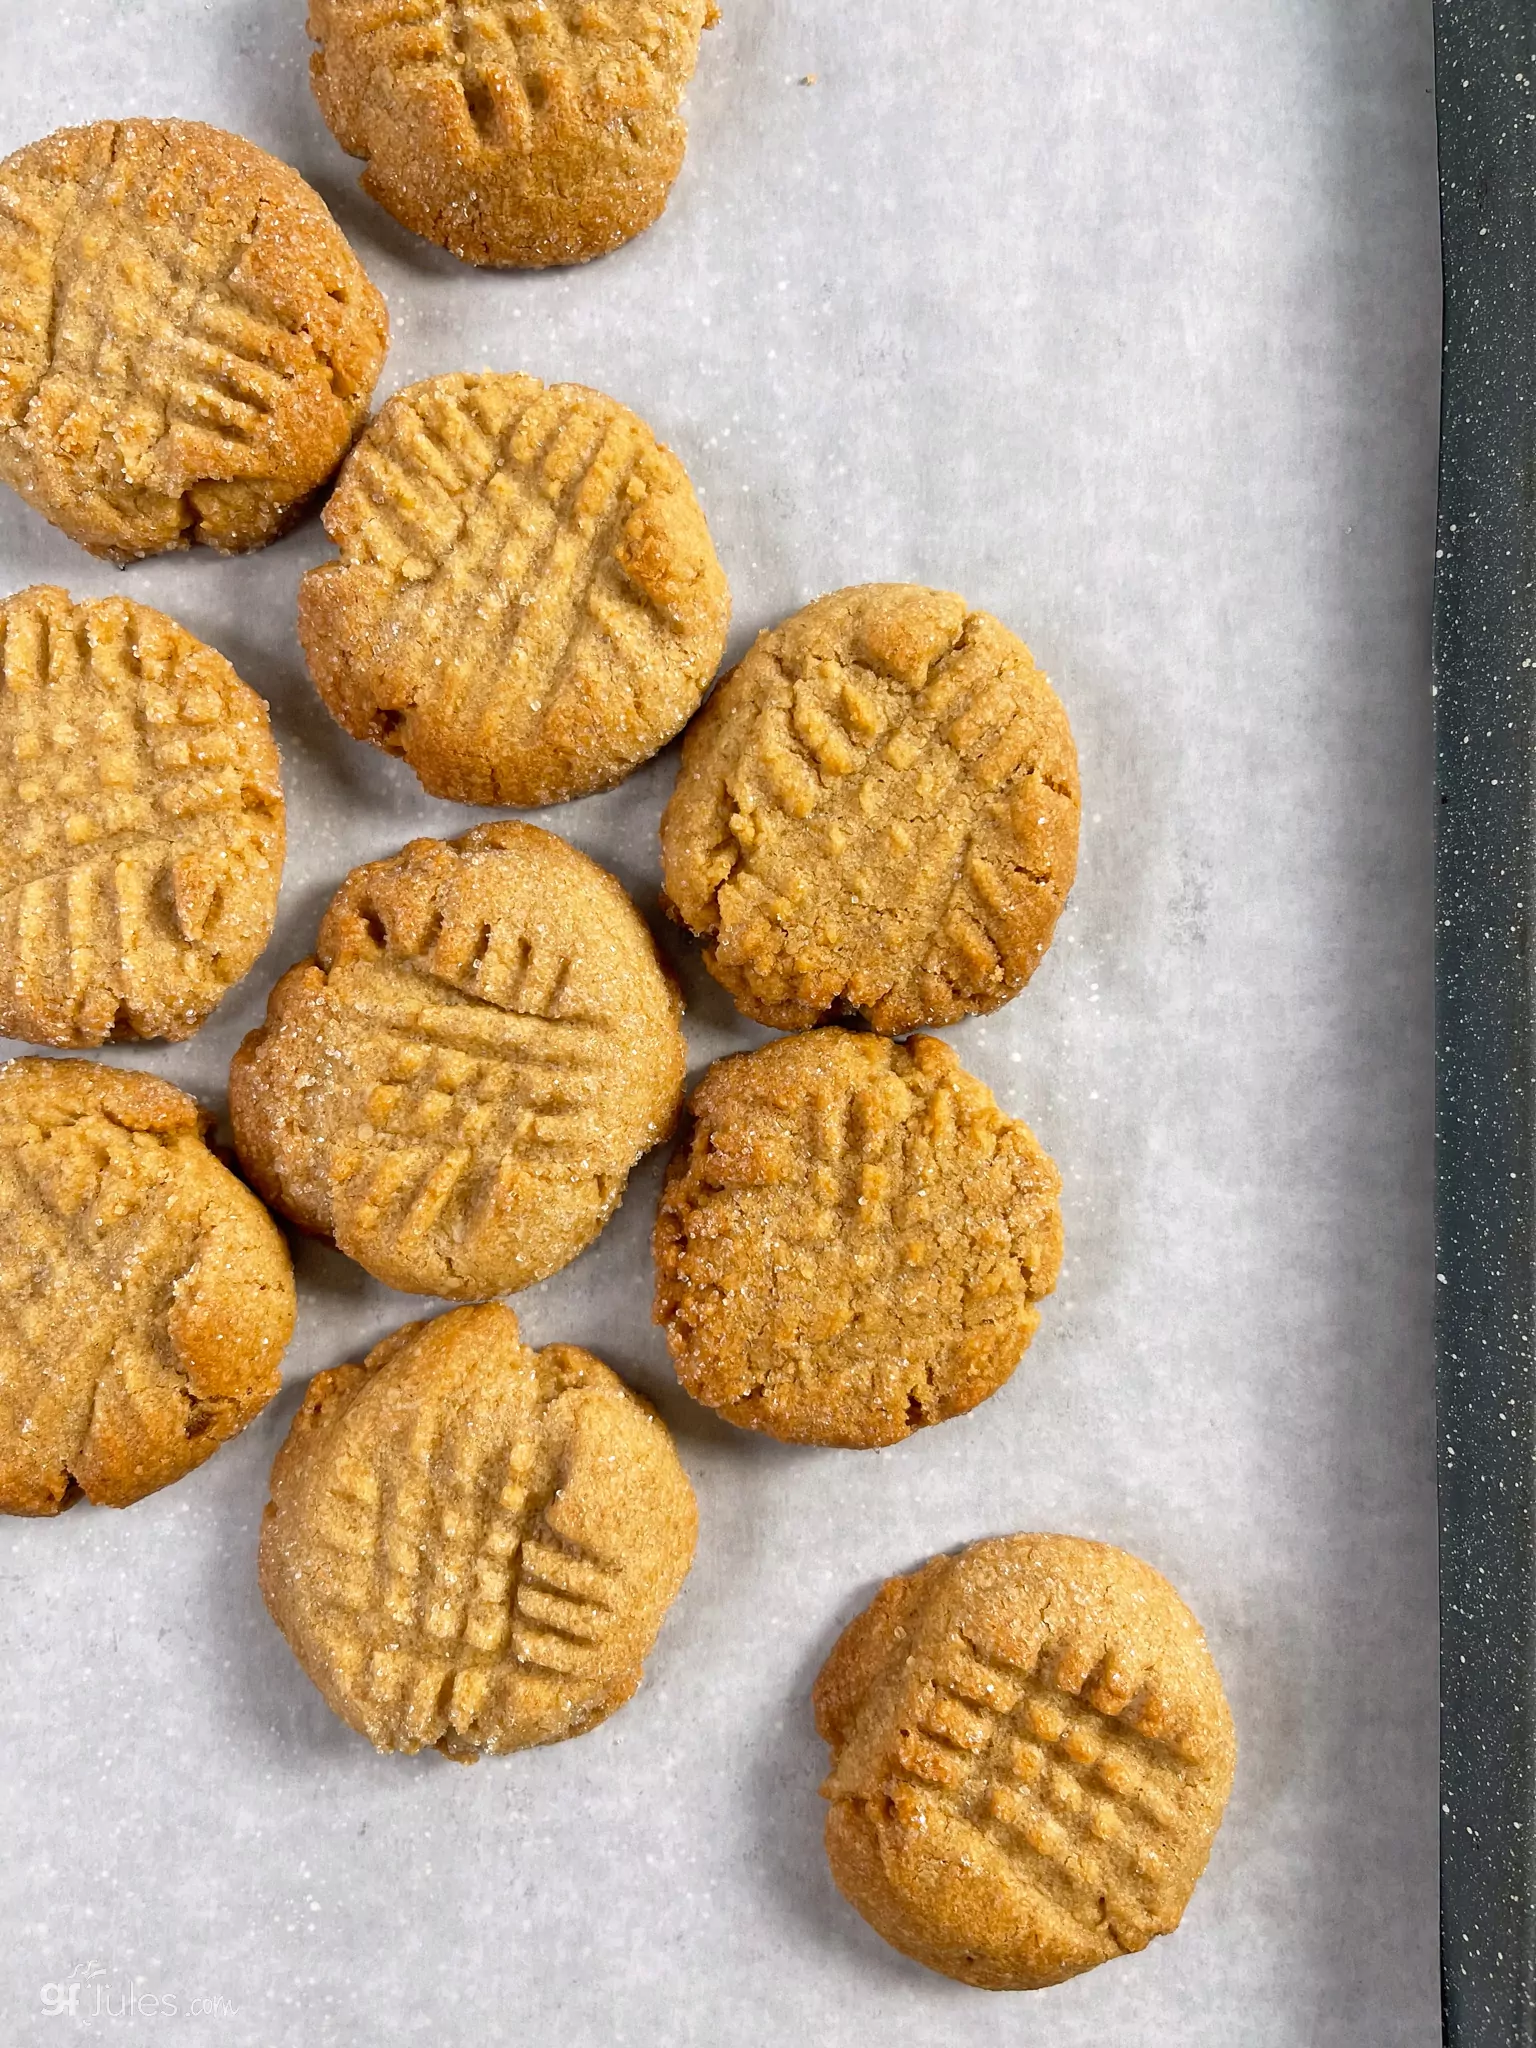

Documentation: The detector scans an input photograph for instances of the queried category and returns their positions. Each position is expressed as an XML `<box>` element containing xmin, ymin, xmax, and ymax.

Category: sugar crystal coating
<box><xmin>0</xmin><ymin>119</ymin><xmax>387</xmax><ymax>560</ymax></box>
<box><xmin>261</xmin><ymin>1303</ymin><xmax>697</xmax><ymax>1758</ymax></box>
<box><xmin>661</xmin><ymin>584</ymin><xmax>1080</xmax><ymax>1034</ymax></box>
<box><xmin>814</xmin><ymin>1535</ymin><xmax>1236</xmax><ymax>1990</ymax></box>
<box><xmin>0</xmin><ymin>1058</ymin><xmax>295</xmax><ymax>1515</ymax></box>
<box><xmin>0</xmin><ymin>585</ymin><xmax>285</xmax><ymax>1047</ymax></box>
<box><xmin>231</xmin><ymin>821</ymin><xmax>686</xmax><ymax>1298</ymax></box>
<box><xmin>309</xmin><ymin>0</ymin><xmax>717</xmax><ymax>267</ymax></box>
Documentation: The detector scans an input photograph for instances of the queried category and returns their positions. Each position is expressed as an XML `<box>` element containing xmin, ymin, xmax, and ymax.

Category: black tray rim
<box><xmin>1434</xmin><ymin>5</ymin><xmax>1536</xmax><ymax>2041</ymax></box>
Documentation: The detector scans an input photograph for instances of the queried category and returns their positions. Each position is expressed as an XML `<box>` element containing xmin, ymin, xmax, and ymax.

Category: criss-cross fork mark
<box><xmin>322</xmin><ymin>974</ymin><xmax>613</xmax><ymax>1256</ymax></box>
<box><xmin>0</xmin><ymin>175</ymin><xmax>81</xmax><ymax>417</ymax></box>
<box><xmin>340</xmin><ymin>961</ymin><xmax>608</xmax><ymax>1109</ymax></box>
<box><xmin>339</xmin><ymin>376</ymin><xmax>673</xmax><ymax>763</ymax></box>
<box><xmin>751</xmin><ymin>647</ymin><xmax>1047</xmax><ymax>847</ymax></box>
<box><xmin>881</xmin><ymin>1635</ymin><xmax>1197</xmax><ymax>1942</ymax></box>
<box><xmin>349</xmin><ymin>2</ymin><xmax>665</xmax><ymax>148</ymax></box>
<box><xmin>312</xmin><ymin>1407</ymin><xmax>625</xmax><ymax>1749</ymax></box>
<box><xmin>725</xmin><ymin>645</ymin><xmax>1070</xmax><ymax>1012</ymax></box>
<box><xmin>9</xmin><ymin>142</ymin><xmax>294</xmax><ymax>475</ymax></box>
<box><xmin>341</xmin><ymin>378</ymin><xmax>507</xmax><ymax>577</ymax></box>
<box><xmin>0</xmin><ymin>125</ymin><xmax>297</xmax><ymax>447</ymax></box>
<box><xmin>510</xmin><ymin>1529</ymin><xmax>623</xmax><ymax>1674</ymax></box>
<box><xmin>0</xmin><ymin>597</ymin><xmax>279</xmax><ymax>1039</ymax></box>
<box><xmin>0</xmin><ymin>1128</ymin><xmax>202</xmax><ymax>1481</ymax></box>
<box><xmin>794</xmin><ymin>1049</ymin><xmax>986</xmax><ymax>1253</ymax></box>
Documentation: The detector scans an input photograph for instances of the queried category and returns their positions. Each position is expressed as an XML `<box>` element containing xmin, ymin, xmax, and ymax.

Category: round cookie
<box><xmin>260</xmin><ymin>1302</ymin><xmax>697</xmax><ymax>1759</ymax></box>
<box><xmin>654</xmin><ymin>1030</ymin><xmax>1062</xmax><ymax>1448</ymax></box>
<box><xmin>0</xmin><ymin>585</ymin><xmax>286</xmax><ymax>1047</ymax></box>
<box><xmin>660</xmin><ymin>585</ymin><xmax>1080</xmax><ymax>1034</ymax></box>
<box><xmin>0</xmin><ymin>118</ymin><xmax>388</xmax><ymax>561</ymax></box>
<box><xmin>229</xmin><ymin>821</ymin><xmax>686</xmax><ymax>1298</ymax></box>
<box><xmin>308</xmin><ymin>0</ymin><xmax>718</xmax><ymax>268</ymax></box>
<box><xmin>0</xmin><ymin>1058</ymin><xmax>296</xmax><ymax>1516</ymax></box>
<box><xmin>298</xmin><ymin>372</ymin><xmax>730</xmax><ymax>808</ymax></box>
<box><xmin>813</xmin><ymin>1535</ymin><xmax>1236</xmax><ymax>1990</ymax></box>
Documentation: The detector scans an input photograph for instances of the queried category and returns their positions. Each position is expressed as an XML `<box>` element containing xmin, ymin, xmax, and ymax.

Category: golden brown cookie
<box><xmin>660</xmin><ymin>585</ymin><xmax>1081</xmax><ymax>1034</ymax></box>
<box><xmin>814</xmin><ymin>1536</ymin><xmax>1235</xmax><ymax>1990</ymax></box>
<box><xmin>0</xmin><ymin>119</ymin><xmax>388</xmax><ymax>561</ymax></box>
<box><xmin>260</xmin><ymin>1302</ymin><xmax>697</xmax><ymax>1758</ymax></box>
<box><xmin>229</xmin><ymin>821</ymin><xmax>686</xmax><ymax>1298</ymax></box>
<box><xmin>297</xmin><ymin>372</ymin><xmax>730</xmax><ymax>807</ymax></box>
<box><xmin>654</xmin><ymin>1031</ymin><xmax>1061</xmax><ymax>1448</ymax></box>
<box><xmin>308</xmin><ymin>1</ymin><xmax>718</xmax><ymax>268</ymax></box>
<box><xmin>0</xmin><ymin>1058</ymin><xmax>296</xmax><ymax>1515</ymax></box>
<box><xmin>0</xmin><ymin>586</ymin><xmax>286</xmax><ymax>1047</ymax></box>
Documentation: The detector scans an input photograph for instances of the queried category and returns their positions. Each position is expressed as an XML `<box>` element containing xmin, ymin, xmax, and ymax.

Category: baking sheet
<box><xmin>0</xmin><ymin>3</ymin><xmax>1440</xmax><ymax>2043</ymax></box>
<box><xmin>1434</xmin><ymin>6</ymin><xmax>1536</xmax><ymax>2040</ymax></box>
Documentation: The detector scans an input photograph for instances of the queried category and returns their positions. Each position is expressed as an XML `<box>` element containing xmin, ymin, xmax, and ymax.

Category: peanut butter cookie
<box><xmin>229</xmin><ymin>822</ymin><xmax>686</xmax><ymax>1298</ymax></box>
<box><xmin>0</xmin><ymin>1058</ymin><xmax>296</xmax><ymax>1516</ymax></box>
<box><xmin>0</xmin><ymin>586</ymin><xmax>285</xmax><ymax>1047</ymax></box>
<box><xmin>654</xmin><ymin>1030</ymin><xmax>1062</xmax><ymax>1447</ymax></box>
<box><xmin>298</xmin><ymin>372</ymin><xmax>729</xmax><ymax>807</ymax></box>
<box><xmin>661</xmin><ymin>585</ymin><xmax>1080</xmax><ymax>1034</ymax></box>
<box><xmin>308</xmin><ymin>1</ymin><xmax>718</xmax><ymax>268</ymax></box>
<box><xmin>814</xmin><ymin>1535</ymin><xmax>1236</xmax><ymax>1989</ymax></box>
<box><xmin>0</xmin><ymin>119</ymin><xmax>388</xmax><ymax>561</ymax></box>
<box><xmin>260</xmin><ymin>1303</ymin><xmax>697</xmax><ymax>1758</ymax></box>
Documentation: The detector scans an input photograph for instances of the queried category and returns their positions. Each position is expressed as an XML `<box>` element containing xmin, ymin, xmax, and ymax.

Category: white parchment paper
<box><xmin>0</xmin><ymin>3</ymin><xmax>1440</xmax><ymax>2042</ymax></box>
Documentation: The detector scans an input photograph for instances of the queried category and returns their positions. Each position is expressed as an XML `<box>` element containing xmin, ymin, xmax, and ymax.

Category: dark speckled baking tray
<box><xmin>1436</xmin><ymin>6</ymin><xmax>1536</xmax><ymax>2042</ymax></box>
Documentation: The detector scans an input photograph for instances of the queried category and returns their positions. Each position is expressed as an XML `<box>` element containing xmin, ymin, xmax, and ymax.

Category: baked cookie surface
<box><xmin>660</xmin><ymin>585</ymin><xmax>1080</xmax><ymax>1034</ymax></box>
<box><xmin>814</xmin><ymin>1535</ymin><xmax>1236</xmax><ymax>1990</ymax></box>
<box><xmin>308</xmin><ymin>0</ymin><xmax>717</xmax><ymax>267</ymax></box>
<box><xmin>260</xmin><ymin>1302</ymin><xmax>697</xmax><ymax>1758</ymax></box>
<box><xmin>0</xmin><ymin>119</ymin><xmax>388</xmax><ymax>561</ymax></box>
<box><xmin>229</xmin><ymin>821</ymin><xmax>686</xmax><ymax>1298</ymax></box>
<box><xmin>0</xmin><ymin>1058</ymin><xmax>296</xmax><ymax>1516</ymax></box>
<box><xmin>654</xmin><ymin>1030</ymin><xmax>1062</xmax><ymax>1447</ymax></box>
<box><xmin>0</xmin><ymin>586</ymin><xmax>286</xmax><ymax>1047</ymax></box>
<box><xmin>298</xmin><ymin>372</ymin><xmax>729</xmax><ymax>807</ymax></box>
